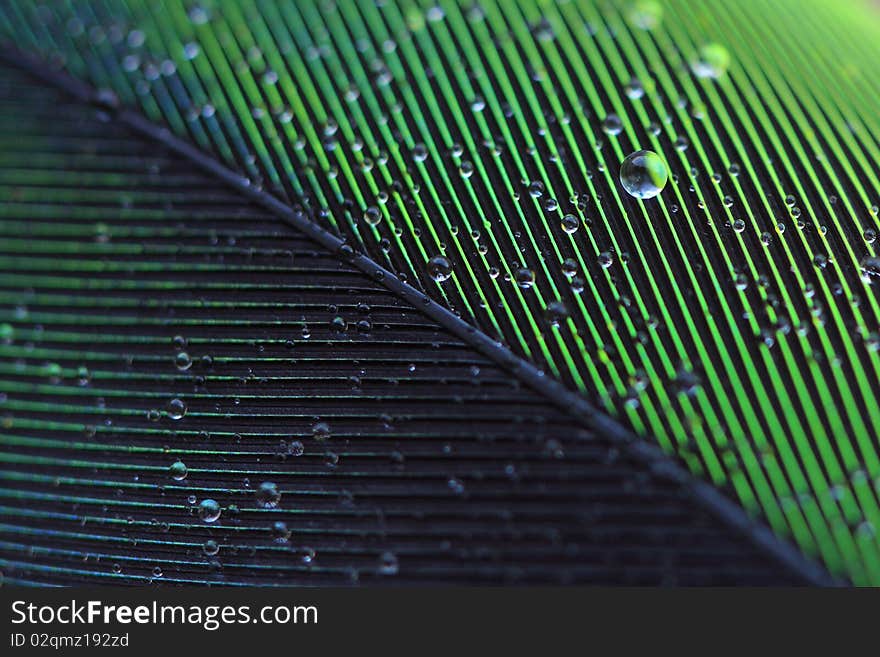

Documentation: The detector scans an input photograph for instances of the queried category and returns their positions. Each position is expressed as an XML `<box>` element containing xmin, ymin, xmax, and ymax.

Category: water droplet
<box><xmin>692</xmin><ymin>43</ymin><xmax>731</xmax><ymax>79</ymax></box>
<box><xmin>412</xmin><ymin>143</ymin><xmax>428</xmax><ymax>162</ymax></box>
<box><xmin>202</xmin><ymin>539</ymin><xmax>219</xmax><ymax>556</ymax></box>
<box><xmin>0</xmin><ymin>323</ymin><xmax>13</xmax><ymax>342</ymax></box>
<box><xmin>624</xmin><ymin>78</ymin><xmax>644</xmax><ymax>99</ymax></box>
<box><xmin>188</xmin><ymin>5</ymin><xmax>210</xmax><ymax>24</ymax></box>
<box><xmin>256</xmin><ymin>481</ymin><xmax>281</xmax><ymax>509</ymax></box>
<box><xmin>545</xmin><ymin>301</ymin><xmax>569</xmax><ymax>327</ymax></box>
<box><xmin>183</xmin><ymin>42</ymin><xmax>200</xmax><ymax>60</ymax></box>
<box><xmin>44</xmin><ymin>362</ymin><xmax>62</xmax><ymax>383</ymax></box>
<box><xmin>93</xmin><ymin>88</ymin><xmax>120</xmax><ymax>111</ymax></box>
<box><xmin>363</xmin><ymin>206</ymin><xmax>382</xmax><ymax>226</ymax></box>
<box><xmin>560</xmin><ymin>214</ymin><xmax>579</xmax><ymax>234</ymax></box>
<box><xmin>619</xmin><ymin>150</ymin><xmax>668</xmax><ymax>199</ymax></box>
<box><xmin>378</xmin><ymin>551</ymin><xmax>399</xmax><ymax>575</ymax></box>
<box><xmin>674</xmin><ymin>369</ymin><xmax>701</xmax><ymax>396</ymax></box>
<box><xmin>169</xmin><ymin>460</ymin><xmax>188</xmax><ymax>481</ymax></box>
<box><xmin>272</xmin><ymin>521</ymin><xmax>291</xmax><ymax>543</ymax></box>
<box><xmin>198</xmin><ymin>498</ymin><xmax>221</xmax><ymax>523</ymax></box>
<box><xmin>601</xmin><ymin>113</ymin><xmax>623</xmax><ymax>136</ymax></box>
<box><xmin>166</xmin><ymin>398</ymin><xmax>187</xmax><ymax>420</ymax></box>
<box><xmin>312</xmin><ymin>421</ymin><xmax>331</xmax><ymax>441</ymax></box>
<box><xmin>628</xmin><ymin>1</ymin><xmax>663</xmax><ymax>30</ymax></box>
<box><xmin>515</xmin><ymin>267</ymin><xmax>536</xmax><ymax>288</ymax></box>
<box><xmin>427</xmin><ymin>255</ymin><xmax>453</xmax><ymax>282</ymax></box>
<box><xmin>860</xmin><ymin>255</ymin><xmax>880</xmax><ymax>278</ymax></box>
<box><xmin>174</xmin><ymin>352</ymin><xmax>192</xmax><ymax>371</ymax></box>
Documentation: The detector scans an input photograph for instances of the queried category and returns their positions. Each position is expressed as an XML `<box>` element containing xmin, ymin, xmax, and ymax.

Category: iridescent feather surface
<box><xmin>1</xmin><ymin>0</ymin><xmax>879</xmax><ymax>584</ymax></box>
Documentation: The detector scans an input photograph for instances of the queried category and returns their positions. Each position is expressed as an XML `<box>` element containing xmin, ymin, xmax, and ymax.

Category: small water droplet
<box><xmin>601</xmin><ymin>113</ymin><xmax>623</xmax><ymax>136</ymax></box>
<box><xmin>412</xmin><ymin>143</ymin><xmax>428</xmax><ymax>162</ymax></box>
<box><xmin>272</xmin><ymin>521</ymin><xmax>291</xmax><ymax>543</ymax></box>
<box><xmin>255</xmin><ymin>481</ymin><xmax>281</xmax><ymax>509</ymax></box>
<box><xmin>169</xmin><ymin>460</ymin><xmax>188</xmax><ymax>481</ymax></box>
<box><xmin>860</xmin><ymin>255</ymin><xmax>880</xmax><ymax>278</ymax></box>
<box><xmin>624</xmin><ymin>78</ymin><xmax>644</xmax><ymax>99</ymax></box>
<box><xmin>692</xmin><ymin>43</ymin><xmax>731</xmax><ymax>79</ymax></box>
<box><xmin>363</xmin><ymin>206</ymin><xmax>382</xmax><ymax>226</ymax></box>
<box><xmin>545</xmin><ymin>301</ymin><xmax>569</xmax><ymax>327</ymax></box>
<box><xmin>560</xmin><ymin>214</ymin><xmax>579</xmax><ymax>234</ymax></box>
<box><xmin>92</xmin><ymin>88</ymin><xmax>120</xmax><ymax>111</ymax></box>
<box><xmin>198</xmin><ymin>498</ymin><xmax>221</xmax><ymax>523</ymax></box>
<box><xmin>515</xmin><ymin>267</ymin><xmax>536</xmax><ymax>289</ymax></box>
<box><xmin>628</xmin><ymin>1</ymin><xmax>663</xmax><ymax>30</ymax></box>
<box><xmin>166</xmin><ymin>398</ymin><xmax>187</xmax><ymax>420</ymax></box>
<box><xmin>427</xmin><ymin>255</ymin><xmax>453</xmax><ymax>282</ymax></box>
<box><xmin>378</xmin><ymin>551</ymin><xmax>399</xmax><ymax>575</ymax></box>
<box><xmin>312</xmin><ymin>421</ymin><xmax>331</xmax><ymax>441</ymax></box>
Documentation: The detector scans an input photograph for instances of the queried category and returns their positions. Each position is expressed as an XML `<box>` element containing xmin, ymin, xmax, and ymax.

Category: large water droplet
<box><xmin>619</xmin><ymin>150</ymin><xmax>668</xmax><ymax>199</ymax></box>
